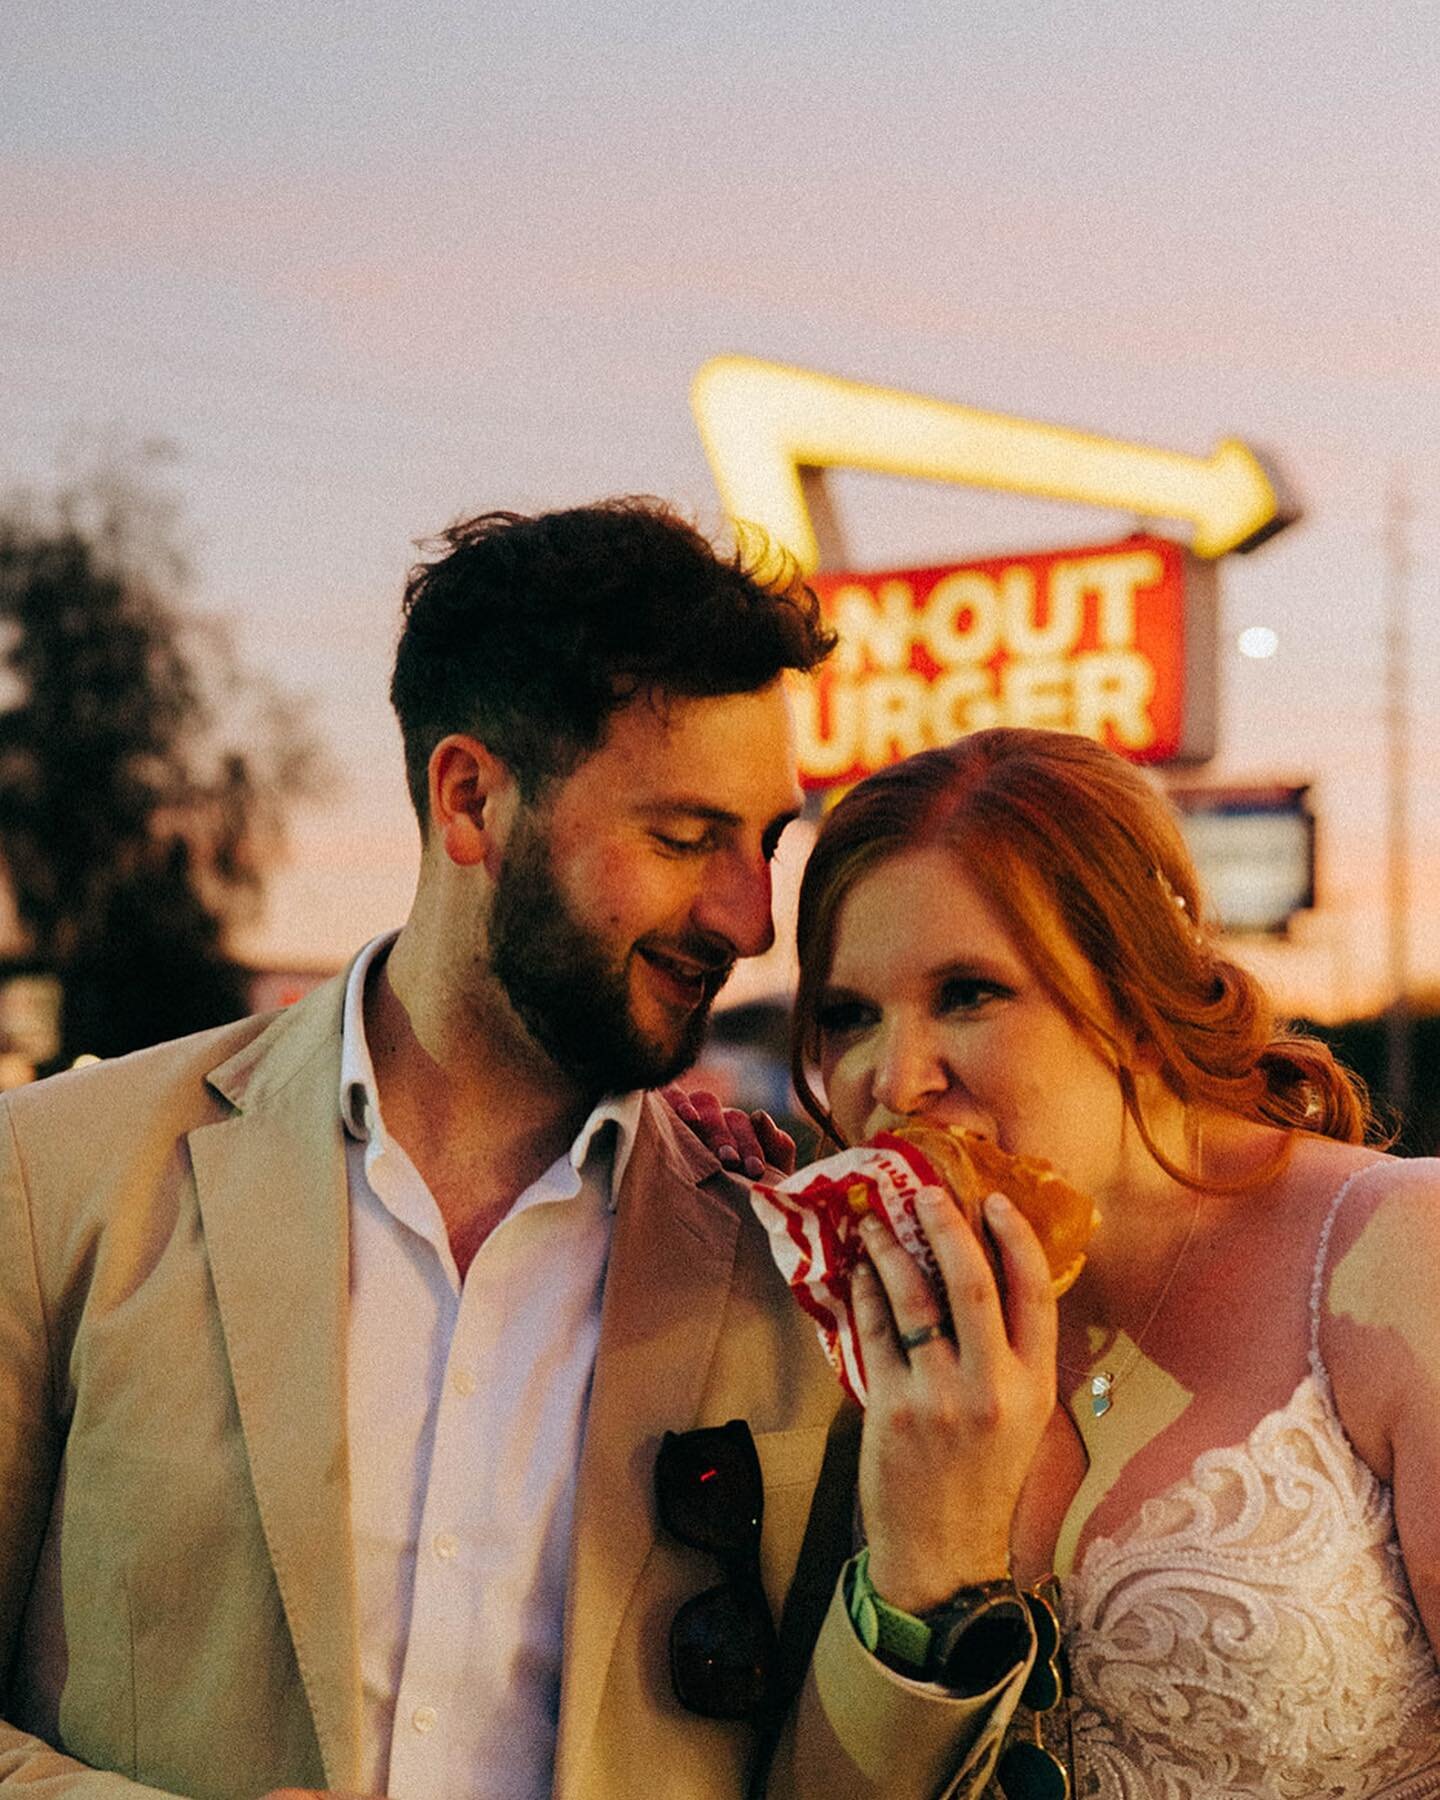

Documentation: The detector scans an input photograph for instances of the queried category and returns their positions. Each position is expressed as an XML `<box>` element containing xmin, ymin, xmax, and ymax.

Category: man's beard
<box><xmin>487</xmin><ymin>810</ymin><xmax>733</xmax><ymax>1096</ymax></box>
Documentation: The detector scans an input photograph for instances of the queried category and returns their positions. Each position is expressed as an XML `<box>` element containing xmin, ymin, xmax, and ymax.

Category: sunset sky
<box><xmin>5</xmin><ymin>0</ymin><xmax>1438</xmax><ymax>1017</ymax></box>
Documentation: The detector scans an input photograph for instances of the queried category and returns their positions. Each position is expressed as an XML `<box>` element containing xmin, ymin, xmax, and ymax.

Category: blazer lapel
<box><xmin>555</xmin><ymin>1097</ymin><xmax>740</xmax><ymax>1789</ymax></box>
<box><xmin>188</xmin><ymin>977</ymin><xmax>362</xmax><ymax>1790</ymax></box>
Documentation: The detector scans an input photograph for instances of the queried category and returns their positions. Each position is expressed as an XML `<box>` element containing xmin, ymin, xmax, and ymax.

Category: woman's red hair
<box><xmin>791</xmin><ymin>728</ymin><xmax>1378</xmax><ymax>1176</ymax></box>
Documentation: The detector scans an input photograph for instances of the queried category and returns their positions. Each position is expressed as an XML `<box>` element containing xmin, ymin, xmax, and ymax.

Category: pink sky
<box><xmin>4</xmin><ymin>0</ymin><xmax>1439</xmax><ymax>1017</ymax></box>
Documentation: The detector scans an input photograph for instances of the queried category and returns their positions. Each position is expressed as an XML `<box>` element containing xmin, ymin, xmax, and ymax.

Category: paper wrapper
<box><xmin>750</xmin><ymin>1132</ymin><xmax>952</xmax><ymax>1407</ymax></box>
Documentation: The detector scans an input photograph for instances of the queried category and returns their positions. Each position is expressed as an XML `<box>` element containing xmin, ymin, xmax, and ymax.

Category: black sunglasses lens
<box><xmin>656</xmin><ymin>1421</ymin><xmax>762</xmax><ymax>1556</ymax></box>
<box><xmin>669</xmin><ymin>1582</ymin><xmax>777</xmax><ymax>1720</ymax></box>
<box><xmin>996</xmin><ymin>1740</ymin><xmax>1070</xmax><ymax>1799</ymax></box>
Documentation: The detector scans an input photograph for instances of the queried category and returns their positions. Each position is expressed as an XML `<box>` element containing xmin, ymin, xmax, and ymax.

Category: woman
<box><xmin>682</xmin><ymin>727</ymin><xmax>1440</xmax><ymax>1795</ymax></box>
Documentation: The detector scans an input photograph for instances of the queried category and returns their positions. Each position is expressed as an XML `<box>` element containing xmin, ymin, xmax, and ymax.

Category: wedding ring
<box><xmin>898</xmin><ymin>1321</ymin><xmax>950</xmax><ymax>1353</ymax></box>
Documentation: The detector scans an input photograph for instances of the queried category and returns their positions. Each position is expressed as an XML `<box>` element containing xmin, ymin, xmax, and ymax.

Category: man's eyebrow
<box><xmin>638</xmin><ymin>801</ymin><xmax>802</xmax><ymax>832</ymax></box>
<box><xmin>638</xmin><ymin>801</ymin><xmax>742</xmax><ymax>823</ymax></box>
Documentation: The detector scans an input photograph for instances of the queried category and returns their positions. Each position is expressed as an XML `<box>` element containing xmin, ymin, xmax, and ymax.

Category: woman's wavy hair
<box><xmin>791</xmin><ymin>728</ymin><xmax>1380</xmax><ymax>1179</ymax></box>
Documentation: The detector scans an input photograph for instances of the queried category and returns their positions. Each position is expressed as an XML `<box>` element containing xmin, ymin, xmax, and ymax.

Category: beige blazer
<box><xmin>0</xmin><ymin>973</ymin><xmax>1017</xmax><ymax>1800</ymax></box>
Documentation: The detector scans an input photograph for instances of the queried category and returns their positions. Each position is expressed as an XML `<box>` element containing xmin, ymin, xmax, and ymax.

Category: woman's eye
<box><xmin>938</xmin><ymin>978</ymin><xmax>1006</xmax><ymax>1014</ymax></box>
<box><xmin>814</xmin><ymin>998</ymin><xmax>874</xmax><ymax>1039</ymax></box>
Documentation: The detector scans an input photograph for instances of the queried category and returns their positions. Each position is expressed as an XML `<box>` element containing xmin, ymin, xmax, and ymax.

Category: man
<box><xmin>0</xmin><ymin>501</ymin><xmax>1022</xmax><ymax>1800</ymax></box>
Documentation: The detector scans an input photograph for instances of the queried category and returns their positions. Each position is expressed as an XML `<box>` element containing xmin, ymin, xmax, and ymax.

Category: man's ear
<box><xmin>427</xmin><ymin>735</ymin><xmax>515</xmax><ymax>867</ymax></box>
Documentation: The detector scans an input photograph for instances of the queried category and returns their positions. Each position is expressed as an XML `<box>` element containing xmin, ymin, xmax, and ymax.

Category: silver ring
<box><xmin>898</xmin><ymin>1321</ymin><xmax>950</xmax><ymax>1353</ymax></box>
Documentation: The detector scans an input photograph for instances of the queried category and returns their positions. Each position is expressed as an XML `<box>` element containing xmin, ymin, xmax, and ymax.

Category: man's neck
<box><xmin>365</xmin><ymin>929</ymin><xmax>597</xmax><ymax>1257</ymax></box>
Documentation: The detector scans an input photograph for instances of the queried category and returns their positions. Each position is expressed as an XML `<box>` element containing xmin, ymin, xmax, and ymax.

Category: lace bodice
<box><xmin>1027</xmin><ymin>1165</ymin><xmax>1440</xmax><ymax>1797</ymax></box>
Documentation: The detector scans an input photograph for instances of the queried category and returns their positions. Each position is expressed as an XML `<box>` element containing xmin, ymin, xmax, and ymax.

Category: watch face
<box><xmin>938</xmin><ymin>1596</ymin><xmax>1034</xmax><ymax>1696</ymax></box>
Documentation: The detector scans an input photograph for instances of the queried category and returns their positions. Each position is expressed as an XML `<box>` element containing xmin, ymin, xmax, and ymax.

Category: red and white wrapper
<box><xmin>750</xmin><ymin>1132</ymin><xmax>951</xmax><ymax>1407</ymax></box>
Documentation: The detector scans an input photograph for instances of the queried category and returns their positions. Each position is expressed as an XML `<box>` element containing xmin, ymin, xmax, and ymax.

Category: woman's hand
<box><xmin>855</xmin><ymin>1189</ymin><xmax>1057</xmax><ymax>1615</ymax></box>
<box><xmin>661</xmin><ymin>1085</ymin><xmax>798</xmax><ymax>1179</ymax></box>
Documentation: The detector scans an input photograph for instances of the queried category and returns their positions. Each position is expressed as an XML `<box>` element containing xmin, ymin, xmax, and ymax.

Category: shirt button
<box><xmin>451</xmin><ymin>1368</ymin><xmax>477</xmax><ymax>1397</ymax></box>
<box><xmin>412</xmin><ymin>1705</ymin><xmax>438</xmax><ymax>1734</ymax></box>
<box><xmin>433</xmin><ymin>1532</ymin><xmax>459</xmax><ymax>1561</ymax></box>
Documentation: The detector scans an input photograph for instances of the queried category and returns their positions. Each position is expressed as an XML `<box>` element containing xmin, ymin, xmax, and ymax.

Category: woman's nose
<box><xmin>869</xmin><ymin>1017</ymin><xmax>948</xmax><ymax>1121</ymax></box>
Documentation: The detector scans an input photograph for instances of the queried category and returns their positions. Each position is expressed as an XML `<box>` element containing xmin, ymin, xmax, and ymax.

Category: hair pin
<box><xmin>1153</xmin><ymin>868</ymin><xmax>1204</xmax><ymax>948</ymax></box>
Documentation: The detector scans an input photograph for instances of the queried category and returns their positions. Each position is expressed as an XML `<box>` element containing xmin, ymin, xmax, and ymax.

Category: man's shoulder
<box><xmin>0</xmin><ymin>969</ymin><xmax>350</xmax><ymax>1160</ymax></box>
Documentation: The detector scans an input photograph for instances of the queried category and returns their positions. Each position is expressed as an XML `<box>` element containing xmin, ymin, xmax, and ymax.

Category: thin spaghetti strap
<box><xmin>1308</xmin><ymin>1161</ymin><xmax>1385</xmax><ymax>1385</ymax></box>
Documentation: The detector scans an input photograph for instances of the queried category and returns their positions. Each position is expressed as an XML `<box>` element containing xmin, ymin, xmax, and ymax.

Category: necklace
<box><xmin>1060</xmin><ymin>1127</ymin><xmax>1206</xmax><ymax>1419</ymax></box>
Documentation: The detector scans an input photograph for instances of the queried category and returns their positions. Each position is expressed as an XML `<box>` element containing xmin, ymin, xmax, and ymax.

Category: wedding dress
<box><xmin>1031</xmin><ymin>1162</ymin><xmax>1440</xmax><ymax>1797</ymax></box>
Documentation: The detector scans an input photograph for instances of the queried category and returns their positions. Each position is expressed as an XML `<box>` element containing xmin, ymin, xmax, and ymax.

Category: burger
<box><xmin>750</xmin><ymin>1123</ymin><xmax>1098</xmax><ymax>1405</ymax></box>
<box><xmin>878</xmin><ymin>1122</ymin><xmax>1096</xmax><ymax>1298</ymax></box>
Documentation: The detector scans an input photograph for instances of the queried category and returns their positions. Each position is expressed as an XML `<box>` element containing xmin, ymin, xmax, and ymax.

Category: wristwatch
<box><xmin>846</xmin><ymin>1548</ymin><xmax>1035</xmax><ymax>1696</ymax></box>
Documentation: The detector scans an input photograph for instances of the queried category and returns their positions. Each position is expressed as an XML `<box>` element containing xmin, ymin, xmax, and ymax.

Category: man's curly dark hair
<box><xmin>390</xmin><ymin>496</ymin><xmax>835</xmax><ymax>825</ymax></box>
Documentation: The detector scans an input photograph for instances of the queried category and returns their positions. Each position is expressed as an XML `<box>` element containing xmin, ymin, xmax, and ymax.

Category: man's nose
<box><xmin>695</xmin><ymin>852</ymin><xmax>776</xmax><ymax>961</ymax></box>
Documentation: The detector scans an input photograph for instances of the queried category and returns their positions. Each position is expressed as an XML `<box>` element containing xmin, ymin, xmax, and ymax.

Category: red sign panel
<box><xmin>796</xmin><ymin>534</ymin><xmax>1216</xmax><ymax>789</ymax></box>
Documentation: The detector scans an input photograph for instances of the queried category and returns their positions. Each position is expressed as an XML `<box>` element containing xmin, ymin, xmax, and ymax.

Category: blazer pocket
<box><xmin>752</xmin><ymin>1424</ymin><xmax>829</xmax><ymax>1491</ymax></box>
<box><xmin>754</xmin><ymin>1426</ymin><xmax>831</xmax><ymax>1623</ymax></box>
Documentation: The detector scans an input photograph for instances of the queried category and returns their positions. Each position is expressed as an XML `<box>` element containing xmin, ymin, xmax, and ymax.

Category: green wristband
<box><xmin>846</xmin><ymin>1547</ymin><xmax>933</xmax><ymax>1673</ymax></box>
<box><xmin>846</xmin><ymin>1549</ymin><xmax>1036</xmax><ymax>1693</ymax></box>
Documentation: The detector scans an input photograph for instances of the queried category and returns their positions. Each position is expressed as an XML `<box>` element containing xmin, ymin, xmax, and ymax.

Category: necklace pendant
<box><xmin>1090</xmin><ymin>1372</ymin><xmax>1115</xmax><ymax>1419</ymax></box>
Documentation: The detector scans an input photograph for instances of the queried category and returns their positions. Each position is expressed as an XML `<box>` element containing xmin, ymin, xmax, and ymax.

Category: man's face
<box><xmin>487</xmin><ymin>682</ymin><xmax>802</xmax><ymax>1095</ymax></box>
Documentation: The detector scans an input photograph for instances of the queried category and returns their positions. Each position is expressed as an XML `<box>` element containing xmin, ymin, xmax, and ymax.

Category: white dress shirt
<box><xmin>339</xmin><ymin>933</ymin><xmax>641</xmax><ymax>1800</ymax></box>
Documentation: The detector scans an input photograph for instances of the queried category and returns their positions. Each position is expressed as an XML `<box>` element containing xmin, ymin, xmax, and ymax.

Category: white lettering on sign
<box><xmin>831</xmin><ymin>581</ymin><xmax>915</xmax><ymax>673</ymax></box>
<box><xmin>800</xmin><ymin>545</ymin><xmax>1173</xmax><ymax>779</ymax></box>
<box><xmin>1051</xmin><ymin>549</ymin><xmax>1163</xmax><ymax>649</ymax></box>
<box><xmin>1073</xmin><ymin>651</ymin><xmax>1154</xmax><ymax>746</ymax></box>
<box><xmin>796</xmin><ymin>650</ymin><xmax>1159</xmax><ymax>771</ymax></box>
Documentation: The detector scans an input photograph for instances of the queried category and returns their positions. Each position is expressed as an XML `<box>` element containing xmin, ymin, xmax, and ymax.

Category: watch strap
<box><xmin>846</xmin><ymin>1550</ymin><xmax>1036</xmax><ymax>1693</ymax></box>
<box><xmin>846</xmin><ymin>1547</ymin><xmax>932</xmax><ymax>1672</ymax></box>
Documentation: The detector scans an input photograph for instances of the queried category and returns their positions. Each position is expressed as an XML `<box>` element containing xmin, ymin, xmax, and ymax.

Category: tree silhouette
<box><xmin>0</xmin><ymin>456</ymin><xmax>322</xmax><ymax>1066</ymax></box>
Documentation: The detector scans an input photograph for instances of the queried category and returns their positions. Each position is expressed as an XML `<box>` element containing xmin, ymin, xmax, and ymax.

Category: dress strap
<box><xmin>1307</xmin><ymin>1160</ymin><xmax>1384</xmax><ymax>1385</ymax></box>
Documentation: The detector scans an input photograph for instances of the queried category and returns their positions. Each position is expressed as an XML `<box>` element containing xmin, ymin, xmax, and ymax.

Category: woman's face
<box><xmin>814</xmin><ymin>845</ymin><xmax>1134</xmax><ymax>1197</ymax></box>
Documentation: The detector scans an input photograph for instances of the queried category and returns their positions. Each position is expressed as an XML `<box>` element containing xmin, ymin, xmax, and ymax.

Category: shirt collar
<box><xmin>339</xmin><ymin>930</ymin><xmax>397</xmax><ymax>1143</ymax></box>
<box><xmin>570</xmin><ymin>1089</ymin><xmax>644</xmax><ymax>1205</ymax></box>
<box><xmin>338</xmin><ymin>931</ymin><xmax>644</xmax><ymax>1207</ymax></box>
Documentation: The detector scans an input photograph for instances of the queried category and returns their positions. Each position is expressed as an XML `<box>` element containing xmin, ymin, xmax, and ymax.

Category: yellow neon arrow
<box><xmin>691</xmin><ymin>355</ymin><xmax>1294</xmax><ymax>572</ymax></box>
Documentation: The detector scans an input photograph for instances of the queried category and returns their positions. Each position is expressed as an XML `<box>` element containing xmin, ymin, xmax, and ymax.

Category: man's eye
<box><xmin>653</xmin><ymin>831</ymin><xmax>714</xmax><ymax>855</ymax></box>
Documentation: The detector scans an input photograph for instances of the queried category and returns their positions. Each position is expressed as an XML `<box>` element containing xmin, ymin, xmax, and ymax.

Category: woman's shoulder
<box><xmin>1320</xmin><ymin>1150</ymin><xmax>1440</xmax><ymax>1292</ymax></box>
<box><xmin>1282</xmin><ymin>1136</ymin><xmax>1440</xmax><ymax>1237</ymax></box>
<box><xmin>1275</xmin><ymin>1138</ymin><xmax>1440</xmax><ymax>1317</ymax></box>
<box><xmin>1301</xmin><ymin>1143</ymin><xmax>1440</xmax><ymax>1482</ymax></box>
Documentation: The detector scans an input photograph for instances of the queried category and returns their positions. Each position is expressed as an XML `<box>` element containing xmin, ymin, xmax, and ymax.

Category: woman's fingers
<box><xmin>658</xmin><ymin>1087</ymin><xmax>793</xmax><ymax>1179</ymax></box>
<box><xmin>661</xmin><ymin>1087</ymin><xmax>744</xmax><ymax>1168</ymax></box>
<box><xmin>858</xmin><ymin>1213</ymin><xmax>949</xmax><ymax>1338</ymax></box>
<box><xmin>854</xmin><ymin>1190</ymin><xmax>1057</xmax><ymax>1425</ymax></box>
<box><xmin>983</xmin><ymin>1192</ymin><xmax>1059</xmax><ymax>1371</ymax></box>
<box><xmin>915</xmin><ymin>1188</ymin><xmax>1056</xmax><ymax>1378</ymax></box>
<box><xmin>660</xmin><ymin>1083</ymin><xmax>703</xmax><ymax>1126</ymax></box>
<box><xmin>750</xmin><ymin>1111</ymin><xmax>797</xmax><ymax>1178</ymax></box>
<box><xmin>849</xmin><ymin>1257</ymin><xmax>909</xmax><ymax>1386</ymax></box>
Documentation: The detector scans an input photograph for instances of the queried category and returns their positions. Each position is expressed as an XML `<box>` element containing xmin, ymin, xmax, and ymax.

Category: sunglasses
<box><xmin>996</xmin><ymin>1577</ymin><xmax>1072</xmax><ymax>1799</ymax></box>
<box><xmin>654</xmin><ymin>1419</ymin><xmax>779</xmax><ymax>1720</ymax></box>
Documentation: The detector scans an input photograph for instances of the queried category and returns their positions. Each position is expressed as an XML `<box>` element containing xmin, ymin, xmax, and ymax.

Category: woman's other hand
<box><xmin>855</xmin><ymin>1188</ymin><xmax>1057</xmax><ymax>1615</ymax></box>
<box><xmin>661</xmin><ymin>1086</ymin><xmax>798</xmax><ymax>1179</ymax></box>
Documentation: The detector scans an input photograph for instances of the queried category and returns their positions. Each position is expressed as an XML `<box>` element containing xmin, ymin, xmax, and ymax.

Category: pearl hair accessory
<box><xmin>1154</xmin><ymin>867</ymin><xmax>1204</xmax><ymax>948</ymax></box>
